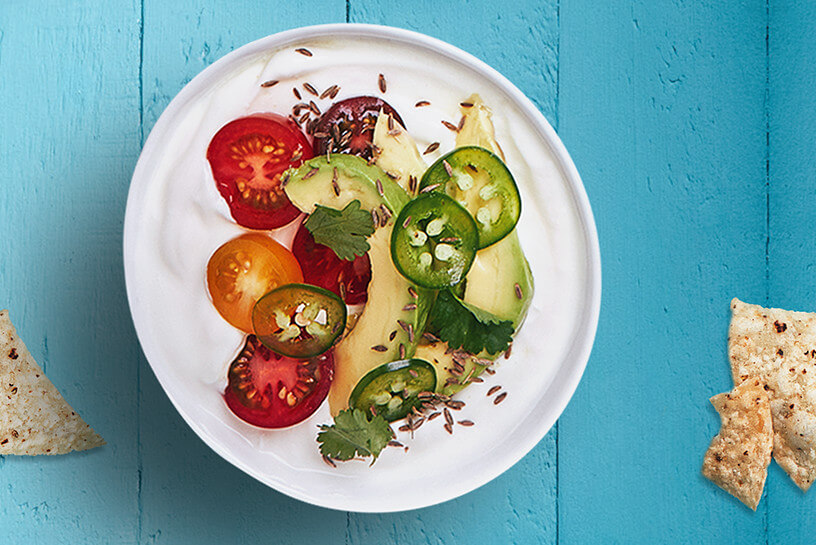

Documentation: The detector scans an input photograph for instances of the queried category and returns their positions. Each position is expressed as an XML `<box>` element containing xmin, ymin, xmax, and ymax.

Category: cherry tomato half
<box><xmin>291</xmin><ymin>224</ymin><xmax>371</xmax><ymax>305</ymax></box>
<box><xmin>312</xmin><ymin>96</ymin><xmax>404</xmax><ymax>160</ymax></box>
<box><xmin>207</xmin><ymin>234</ymin><xmax>303</xmax><ymax>333</ymax></box>
<box><xmin>225</xmin><ymin>335</ymin><xmax>333</xmax><ymax>428</ymax></box>
<box><xmin>207</xmin><ymin>114</ymin><xmax>312</xmax><ymax>229</ymax></box>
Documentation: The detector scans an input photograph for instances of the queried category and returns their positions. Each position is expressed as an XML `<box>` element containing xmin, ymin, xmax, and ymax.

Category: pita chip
<box><xmin>729</xmin><ymin>298</ymin><xmax>816</xmax><ymax>491</ymax></box>
<box><xmin>0</xmin><ymin>310</ymin><xmax>104</xmax><ymax>455</ymax></box>
<box><xmin>702</xmin><ymin>377</ymin><xmax>773</xmax><ymax>510</ymax></box>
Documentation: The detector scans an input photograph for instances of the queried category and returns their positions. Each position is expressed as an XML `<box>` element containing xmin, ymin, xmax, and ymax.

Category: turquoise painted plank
<box><xmin>767</xmin><ymin>2</ymin><xmax>816</xmax><ymax>543</ymax></box>
<box><xmin>346</xmin><ymin>2</ymin><xmax>558</xmax><ymax>543</ymax></box>
<box><xmin>559</xmin><ymin>1</ymin><xmax>768</xmax><ymax>542</ymax></box>
<box><xmin>0</xmin><ymin>1</ymin><xmax>142</xmax><ymax>543</ymax></box>
<box><xmin>137</xmin><ymin>2</ymin><xmax>349</xmax><ymax>543</ymax></box>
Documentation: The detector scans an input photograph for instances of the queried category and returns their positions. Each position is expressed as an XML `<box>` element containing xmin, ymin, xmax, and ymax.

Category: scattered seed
<box><xmin>423</xmin><ymin>331</ymin><xmax>440</xmax><ymax>343</ymax></box>
<box><xmin>260</xmin><ymin>79</ymin><xmax>279</xmax><ymax>88</ymax></box>
<box><xmin>303</xmin><ymin>167</ymin><xmax>319</xmax><ymax>180</ymax></box>
<box><xmin>397</xmin><ymin>319</ymin><xmax>410</xmax><ymax>333</ymax></box>
<box><xmin>420</xmin><ymin>183</ymin><xmax>441</xmax><ymax>193</ymax></box>
<box><xmin>281</xmin><ymin>172</ymin><xmax>291</xmax><ymax>188</ymax></box>
<box><xmin>418</xmin><ymin>391</ymin><xmax>435</xmax><ymax>399</ymax></box>
<box><xmin>398</xmin><ymin>424</ymin><xmax>411</xmax><ymax>432</ymax></box>
<box><xmin>293</xmin><ymin>87</ymin><xmax>302</xmax><ymax>100</ymax></box>
<box><xmin>415</xmin><ymin>100</ymin><xmax>431</xmax><ymax>107</ymax></box>
<box><xmin>388</xmin><ymin>440</ymin><xmax>404</xmax><ymax>448</ymax></box>
<box><xmin>298</xmin><ymin>111</ymin><xmax>310</xmax><ymax>125</ymax></box>
<box><xmin>443</xmin><ymin>160</ymin><xmax>453</xmax><ymax>176</ymax></box>
<box><xmin>322</xmin><ymin>455</ymin><xmax>337</xmax><ymax>468</ymax></box>
<box><xmin>309</xmin><ymin>100</ymin><xmax>321</xmax><ymax>115</ymax></box>
<box><xmin>402</xmin><ymin>215</ymin><xmax>412</xmax><ymax>228</ymax></box>
<box><xmin>303</xmin><ymin>82</ymin><xmax>318</xmax><ymax>96</ymax></box>
<box><xmin>514</xmin><ymin>283</ymin><xmax>523</xmax><ymax>299</ymax></box>
<box><xmin>470</xmin><ymin>376</ymin><xmax>484</xmax><ymax>383</ymax></box>
<box><xmin>339</xmin><ymin>282</ymin><xmax>347</xmax><ymax>301</ymax></box>
<box><xmin>402</xmin><ymin>303</ymin><xmax>417</xmax><ymax>311</ymax></box>
<box><xmin>428</xmin><ymin>411</ymin><xmax>441</xmax><ymax>421</ymax></box>
<box><xmin>444</xmin><ymin>423</ymin><xmax>453</xmax><ymax>435</ymax></box>
<box><xmin>408</xmin><ymin>286</ymin><xmax>418</xmax><ymax>299</ymax></box>
<box><xmin>371</xmin><ymin>208</ymin><xmax>380</xmax><ymax>227</ymax></box>
<box><xmin>408</xmin><ymin>324</ymin><xmax>414</xmax><ymax>343</ymax></box>
<box><xmin>472</xmin><ymin>357</ymin><xmax>492</xmax><ymax>366</ymax></box>
<box><xmin>439</xmin><ymin>237</ymin><xmax>460</xmax><ymax>243</ymax></box>
<box><xmin>505</xmin><ymin>343</ymin><xmax>513</xmax><ymax>359</ymax></box>
<box><xmin>444</xmin><ymin>408</ymin><xmax>454</xmax><ymax>426</ymax></box>
<box><xmin>458</xmin><ymin>420</ymin><xmax>475</xmax><ymax>427</ymax></box>
<box><xmin>404</xmin><ymin>446</ymin><xmax>410</xmax><ymax>453</ymax></box>
<box><xmin>423</xmin><ymin>142</ymin><xmax>440</xmax><ymax>155</ymax></box>
<box><xmin>378</xmin><ymin>73</ymin><xmax>387</xmax><ymax>93</ymax></box>
<box><xmin>399</xmin><ymin>343</ymin><xmax>406</xmax><ymax>359</ymax></box>
<box><xmin>494</xmin><ymin>392</ymin><xmax>508</xmax><ymax>405</ymax></box>
<box><xmin>387</xmin><ymin>115</ymin><xmax>394</xmax><ymax>131</ymax></box>
<box><xmin>385</xmin><ymin>170</ymin><xmax>400</xmax><ymax>180</ymax></box>
<box><xmin>485</xmin><ymin>367</ymin><xmax>496</xmax><ymax>375</ymax></box>
<box><xmin>313</xmin><ymin>131</ymin><xmax>329</xmax><ymax>138</ymax></box>
<box><xmin>445</xmin><ymin>400</ymin><xmax>465</xmax><ymax>410</ymax></box>
<box><xmin>295</xmin><ymin>48</ymin><xmax>313</xmax><ymax>57</ymax></box>
<box><xmin>408</xmin><ymin>175</ymin><xmax>418</xmax><ymax>194</ymax></box>
<box><xmin>487</xmin><ymin>385</ymin><xmax>501</xmax><ymax>396</ymax></box>
<box><xmin>320</xmin><ymin>84</ymin><xmax>339</xmax><ymax>99</ymax></box>
<box><xmin>376</xmin><ymin>178</ymin><xmax>384</xmax><ymax>196</ymax></box>
<box><xmin>410</xmin><ymin>417</ymin><xmax>425</xmax><ymax>431</ymax></box>
<box><xmin>408</xmin><ymin>369</ymin><xmax>419</xmax><ymax>378</ymax></box>
<box><xmin>442</xmin><ymin>120</ymin><xmax>459</xmax><ymax>132</ymax></box>
<box><xmin>460</xmin><ymin>101</ymin><xmax>474</xmax><ymax>108</ymax></box>
<box><xmin>371</xmin><ymin>345</ymin><xmax>388</xmax><ymax>352</ymax></box>
<box><xmin>389</xmin><ymin>330</ymin><xmax>398</xmax><ymax>341</ymax></box>
<box><xmin>457</xmin><ymin>116</ymin><xmax>465</xmax><ymax>131</ymax></box>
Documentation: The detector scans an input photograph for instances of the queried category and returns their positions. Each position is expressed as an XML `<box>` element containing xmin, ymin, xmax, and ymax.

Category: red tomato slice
<box><xmin>312</xmin><ymin>96</ymin><xmax>404</xmax><ymax>160</ymax></box>
<box><xmin>225</xmin><ymin>335</ymin><xmax>333</xmax><ymax>428</ymax></box>
<box><xmin>207</xmin><ymin>114</ymin><xmax>312</xmax><ymax>229</ymax></box>
<box><xmin>291</xmin><ymin>223</ymin><xmax>371</xmax><ymax>305</ymax></box>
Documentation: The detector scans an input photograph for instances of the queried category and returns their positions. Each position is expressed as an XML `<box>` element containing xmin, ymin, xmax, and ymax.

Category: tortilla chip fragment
<box><xmin>728</xmin><ymin>298</ymin><xmax>816</xmax><ymax>491</ymax></box>
<box><xmin>702</xmin><ymin>377</ymin><xmax>773</xmax><ymax>510</ymax></box>
<box><xmin>0</xmin><ymin>310</ymin><xmax>105</xmax><ymax>455</ymax></box>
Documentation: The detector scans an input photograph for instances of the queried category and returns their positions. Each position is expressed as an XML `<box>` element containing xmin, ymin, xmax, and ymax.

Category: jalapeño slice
<box><xmin>252</xmin><ymin>283</ymin><xmax>347</xmax><ymax>358</ymax></box>
<box><xmin>349</xmin><ymin>359</ymin><xmax>437</xmax><ymax>422</ymax></box>
<box><xmin>391</xmin><ymin>193</ymin><xmax>478</xmax><ymax>289</ymax></box>
<box><xmin>420</xmin><ymin>146</ymin><xmax>520</xmax><ymax>248</ymax></box>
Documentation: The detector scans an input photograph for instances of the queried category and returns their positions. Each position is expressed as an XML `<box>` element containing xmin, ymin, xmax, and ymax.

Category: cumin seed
<box><xmin>388</xmin><ymin>440</ymin><xmax>403</xmax><ymax>448</ymax></box>
<box><xmin>415</xmin><ymin>100</ymin><xmax>430</xmax><ymax>107</ymax></box>
<box><xmin>260</xmin><ymin>79</ymin><xmax>279</xmax><ymax>88</ymax></box>
<box><xmin>399</xmin><ymin>343</ymin><xmax>406</xmax><ymax>359</ymax></box>
<box><xmin>423</xmin><ymin>142</ymin><xmax>440</xmax><ymax>155</ymax></box>
<box><xmin>443</xmin><ymin>160</ymin><xmax>453</xmax><ymax>176</ymax></box>
<box><xmin>303</xmin><ymin>167</ymin><xmax>319</xmax><ymax>180</ymax></box>
<box><xmin>460</xmin><ymin>101</ymin><xmax>473</xmax><ymax>108</ymax></box>
<box><xmin>371</xmin><ymin>345</ymin><xmax>387</xmax><ymax>352</ymax></box>
<box><xmin>428</xmin><ymin>411</ymin><xmax>441</xmax><ymax>421</ymax></box>
<box><xmin>293</xmin><ymin>87</ymin><xmax>302</xmax><ymax>100</ymax></box>
<box><xmin>457</xmin><ymin>116</ymin><xmax>465</xmax><ymax>131</ymax></box>
<box><xmin>444</xmin><ymin>408</ymin><xmax>454</xmax><ymax>426</ymax></box>
<box><xmin>444</xmin><ymin>423</ymin><xmax>453</xmax><ymax>435</ymax></box>
<box><xmin>322</xmin><ymin>455</ymin><xmax>337</xmax><ymax>468</ymax></box>
<box><xmin>409</xmin><ymin>369</ymin><xmax>419</xmax><ymax>378</ymax></box>
<box><xmin>487</xmin><ymin>385</ymin><xmax>501</xmax><ymax>396</ymax></box>
<box><xmin>303</xmin><ymin>82</ymin><xmax>318</xmax><ymax>96</ymax></box>
<box><xmin>442</xmin><ymin>120</ymin><xmax>459</xmax><ymax>132</ymax></box>
<box><xmin>398</xmin><ymin>424</ymin><xmax>411</xmax><ymax>432</ymax></box>
<box><xmin>376</xmin><ymin>178</ymin><xmax>384</xmax><ymax>196</ymax></box>
<box><xmin>514</xmin><ymin>283</ymin><xmax>523</xmax><ymax>299</ymax></box>
<box><xmin>458</xmin><ymin>420</ymin><xmax>475</xmax><ymax>427</ymax></box>
<box><xmin>309</xmin><ymin>101</ymin><xmax>320</xmax><ymax>115</ymax></box>
<box><xmin>402</xmin><ymin>216</ymin><xmax>412</xmax><ymax>228</ymax></box>
<box><xmin>420</xmin><ymin>183</ymin><xmax>441</xmax><ymax>193</ymax></box>
<box><xmin>295</xmin><ymin>47</ymin><xmax>313</xmax><ymax>57</ymax></box>
<box><xmin>494</xmin><ymin>392</ymin><xmax>508</xmax><ymax>405</ymax></box>
<box><xmin>446</xmin><ymin>400</ymin><xmax>465</xmax><ymax>410</ymax></box>
<box><xmin>389</xmin><ymin>330</ymin><xmax>398</xmax><ymax>341</ymax></box>
<box><xmin>408</xmin><ymin>287</ymin><xmax>418</xmax><ymax>299</ymax></box>
<box><xmin>402</xmin><ymin>303</ymin><xmax>417</xmax><ymax>311</ymax></box>
<box><xmin>378</xmin><ymin>73</ymin><xmax>387</xmax><ymax>93</ymax></box>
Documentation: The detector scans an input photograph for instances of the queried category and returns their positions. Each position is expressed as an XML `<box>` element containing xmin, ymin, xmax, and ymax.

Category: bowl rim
<box><xmin>124</xmin><ymin>22</ymin><xmax>601</xmax><ymax>513</ymax></box>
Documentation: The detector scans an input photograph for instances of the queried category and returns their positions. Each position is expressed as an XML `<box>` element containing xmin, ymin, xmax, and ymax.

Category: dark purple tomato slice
<box><xmin>312</xmin><ymin>96</ymin><xmax>404</xmax><ymax>160</ymax></box>
<box><xmin>224</xmin><ymin>335</ymin><xmax>333</xmax><ymax>428</ymax></box>
<box><xmin>292</xmin><ymin>223</ymin><xmax>371</xmax><ymax>305</ymax></box>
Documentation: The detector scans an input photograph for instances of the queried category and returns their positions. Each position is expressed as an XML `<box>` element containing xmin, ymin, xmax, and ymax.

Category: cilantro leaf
<box><xmin>303</xmin><ymin>200</ymin><xmax>375</xmax><ymax>261</ymax></box>
<box><xmin>317</xmin><ymin>409</ymin><xmax>394</xmax><ymax>462</ymax></box>
<box><xmin>426</xmin><ymin>290</ymin><xmax>514</xmax><ymax>355</ymax></box>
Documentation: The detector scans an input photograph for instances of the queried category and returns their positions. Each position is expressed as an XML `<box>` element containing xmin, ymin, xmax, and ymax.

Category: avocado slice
<box><xmin>372</xmin><ymin>112</ymin><xmax>427</xmax><ymax>192</ymax></box>
<box><xmin>284</xmin><ymin>154</ymin><xmax>431</xmax><ymax>416</ymax></box>
<box><xmin>420</xmin><ymin>94</ymin><xmax>534</xmax><ymax>391</ymax></box>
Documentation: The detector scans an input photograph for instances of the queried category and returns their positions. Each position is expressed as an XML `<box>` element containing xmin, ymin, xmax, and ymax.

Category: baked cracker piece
<box><xmin>702</xmin><ymin>377</ymin><xmax>773</xmax><ymax>510</ymax></box>
<box><xmin>0</xmin><ymin>310</ymin><xmax>105</xmax><ymax>455</ymax></box>
<box><xmin>729</xmin><ymin>298</ymin><xmax>816</xmax><ymax>491</ymax></box>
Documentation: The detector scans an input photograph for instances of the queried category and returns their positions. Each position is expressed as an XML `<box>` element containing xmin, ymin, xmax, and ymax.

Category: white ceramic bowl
<box><xmin>124</xmin><ymin>24</ymin><xmax>600</xmax><ymax>512</ymax></box>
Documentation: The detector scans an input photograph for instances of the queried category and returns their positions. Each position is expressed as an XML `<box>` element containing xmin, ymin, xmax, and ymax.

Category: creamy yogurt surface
<box><xmin>125</xmin><ymin>27</ymin><xmax>595</xmax><ymax>511</ymax></box>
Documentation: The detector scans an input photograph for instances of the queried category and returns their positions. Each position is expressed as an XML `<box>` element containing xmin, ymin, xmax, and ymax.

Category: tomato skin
<box><xmin>291</xmin><ymin>224</ymin><xmax>371</xmax><ymax>305</ymax></box>
<box><xmin>207</xmin><ymin>234</ymin><xmax>303</xmax><ymax>333</ymax></box>
<box><xmin>207</xmin><ymin>114</ymin><xmax>312</xmax><ymax>229</ymax></box>
<box><xmin>312</xmin><ymin>96</ymin><xmax>404</xmax><ymax>160</ymax></box>
<box><xmin>225</xmin><ymin>335</ymin><xmax>334</xmax><ymax>428</ymax></box>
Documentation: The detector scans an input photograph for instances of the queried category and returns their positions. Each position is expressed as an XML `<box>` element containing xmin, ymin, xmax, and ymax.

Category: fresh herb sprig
<box><xmin>317</xmin><ymin>408</ymin><xmax>394</xmax><ymax>463</ymax></box>
<box><xmin>303</xmin><ymin>199</ymin><xmax>375</xmax><ymax>261</ymax></box>
<box><xmin>425</xmin><ymin>290</ymin><xmax>514</xmax><ymax>355</ymax></box>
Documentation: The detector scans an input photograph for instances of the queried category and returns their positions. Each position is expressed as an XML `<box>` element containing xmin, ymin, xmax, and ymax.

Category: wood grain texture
<box><xmin>767</xmin><ymin>2</ymin><xmax>816</xmax><ymax>543</ymax></box>
<box><xmin>0</xmin><ymin>1</ymin><xmax>142</xmax><ymax>542</ymax></box>
<box><xmin>558</xmin><ymin>0</ymin><xmax>768</xmax><ymax>542</ymax></box>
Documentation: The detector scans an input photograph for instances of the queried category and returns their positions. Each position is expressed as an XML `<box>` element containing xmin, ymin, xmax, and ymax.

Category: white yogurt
<box><xmin>125</xmin><ymin>28</ymin><xmax>594</xmax><ymax>512</ymax></box>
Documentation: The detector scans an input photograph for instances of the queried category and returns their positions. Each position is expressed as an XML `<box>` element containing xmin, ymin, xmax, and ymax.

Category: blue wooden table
<box><xmin>1</xmin><ymin>1</ymin><xmax>814</xmax><ymax>542</ymax></box>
